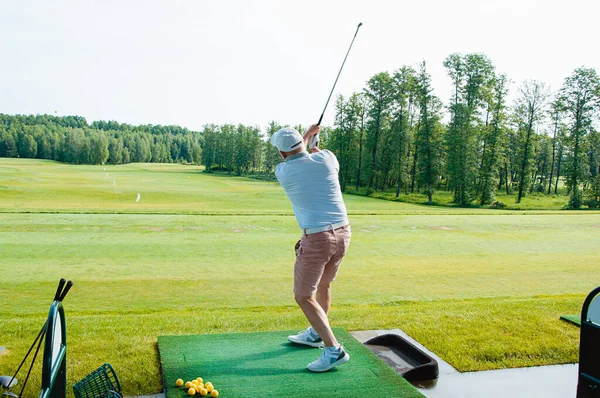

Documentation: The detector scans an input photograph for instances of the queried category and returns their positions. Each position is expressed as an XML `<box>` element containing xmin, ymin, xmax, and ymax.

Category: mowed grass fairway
<box><xmin>1</xmin><ymin>158</ymin><xmax>599</xmax><ymax>396</ymax></box>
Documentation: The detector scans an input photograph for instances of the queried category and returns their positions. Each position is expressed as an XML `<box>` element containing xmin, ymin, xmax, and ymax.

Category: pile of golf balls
<box><xmin>175</xmin><ymin>377</ymin><xmax>219</xmax><ymax>397</ymax></box>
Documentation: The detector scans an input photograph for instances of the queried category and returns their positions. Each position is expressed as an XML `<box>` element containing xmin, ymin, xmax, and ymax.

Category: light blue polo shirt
<box><xmin>275</xmin><ymin>150</ymin><xmax>349</xmax><ymax>230</ymax></box>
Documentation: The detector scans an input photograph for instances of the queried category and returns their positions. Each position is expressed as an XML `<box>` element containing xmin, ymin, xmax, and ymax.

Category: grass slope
<box><xmin>1</xmin><ymin>158</ymin><xmax>594</xmax><ymax>215</ymax></box>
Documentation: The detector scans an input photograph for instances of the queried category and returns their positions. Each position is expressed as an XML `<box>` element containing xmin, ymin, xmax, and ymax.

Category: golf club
<box><xmin>310</xmin><ymin>22</ymin><xmax>363</xmax><ymax>149</ymax></box>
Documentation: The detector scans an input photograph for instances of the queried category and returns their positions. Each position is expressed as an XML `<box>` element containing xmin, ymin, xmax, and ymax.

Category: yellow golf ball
<box><xmin>196</xmin><ymin>377</ymin><xmax>203</xmax><ymax>384</ymax></box>
<box><xmin>205</xmin><ymin>382</ymin><xmax>213</xmax><ymax>388</ymax></box>
<box><xmin>176</xmin><ymin>379</ymin><xmax>184</xmax><ymax>387</ymax></box>
<box><xmin>185</xmin><ymin>382</ymin><xmax>193</xmax><ymax>389</ymax></box>
<box><xmin>200</xmin><ymin>388</ymin><xmax>208</xmax><ymax>396</ymax></box>
<box><xmin>187</xmin><ymin>387</ymin><xmax>196</xmax><ymax>396</ymax></box>
<box><xmin>197</xmin><ymin>383</ymin><xmax>205</xmax><ymax>389</ymax></box>
<box><xmin>211</xmin><ymin>390</ymin><xmax>219</xmax><ymax>397</ymax></box>
<box><xmin>206</xmin><ymin>385</ymin><xmax>214</xmax><ymax>393</ymax></box>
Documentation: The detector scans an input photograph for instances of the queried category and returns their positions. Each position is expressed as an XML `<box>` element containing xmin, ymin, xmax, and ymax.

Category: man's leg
<box><xmin>315</xmin><ymin>226</ymin><xmax>350</xmax><ymax>315</ymax></box>
<box><xmin>292</xmin><ymin>229</ymin><xmax>349</xmax><ymax>347</ymax></box>
<box><xmin>295</xmin><ymin>294</ymin><xmax>338</xmax><ymax>347</ymax></box>
<box><xmin>316</xmin><ymin>280</ymin><xmax>331</xmax><ymax>314</ymax></box>
<box><xmin>296</xmin><ymin>293</ymin><xmax>350</xmax><ymax>373</ymax></box>
<box><xmin>292</xmin><ymin>228</ymin><xmax>352</xmax><ymax>372</ymax></box>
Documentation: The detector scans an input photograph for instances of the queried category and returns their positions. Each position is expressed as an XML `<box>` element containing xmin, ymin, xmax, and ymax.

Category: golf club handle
<box><xmin>317</xmin><ymin>114</ymin><xmax>324</xmax><ymax>126</ymax></box>
<box><xmin>58</xmin><ymin>280</ymin><xmax>73</xmax><ymax>302</ymax></box>
<box><xmin>53</xmin><ymin>278</ymin><xmax>66</xmax><ymax>301</ymax></box>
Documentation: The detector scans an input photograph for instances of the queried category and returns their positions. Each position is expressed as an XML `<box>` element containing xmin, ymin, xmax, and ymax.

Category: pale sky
<box><xmin>1</xmin><ymin>0</ymin><xmax>599</xmax><ymax>131</ymax></box>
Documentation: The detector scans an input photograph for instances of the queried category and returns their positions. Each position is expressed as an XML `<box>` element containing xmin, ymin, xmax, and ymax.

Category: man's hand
<box><xmin>305</xmin><ymin>124</ymin><xmax>320</xmax><ymax>139</ymax></box>
<box><xmin>304</xmin><ymin>124</ymin><xmax>321</xmax><ymax>152</ymax></box>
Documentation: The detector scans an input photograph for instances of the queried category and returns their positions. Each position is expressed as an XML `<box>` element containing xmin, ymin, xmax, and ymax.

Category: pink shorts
<box><xmin>294</xmin><ymin>224</ymin><xmax>351</xmax><ymax>297</ymax></box>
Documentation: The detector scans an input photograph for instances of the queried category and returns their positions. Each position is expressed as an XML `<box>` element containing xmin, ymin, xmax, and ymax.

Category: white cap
<box><xmin>270</xmin><ymin>127</ymin><xmax>304</xmax><ymax>152</ymax></box>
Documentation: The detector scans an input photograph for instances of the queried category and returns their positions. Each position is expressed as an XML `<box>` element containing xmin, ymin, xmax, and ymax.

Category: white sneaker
<box><xmin>307</xmin><ymin>346</ymin><xmax>350</xmax><ymax>372</ymax></box>
<box><xmin>287</xmin><ymin>327</ymin><xmax>324</xmax><ymax>348</ymax></box>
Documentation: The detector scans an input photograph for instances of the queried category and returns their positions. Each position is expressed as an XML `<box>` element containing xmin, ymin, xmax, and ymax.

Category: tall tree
<box><xmin>363</xmin><ymin>72</ymin><xmax>394</xmax><ymax>190</ymax></box>
<box><xmin>414</xmin><ymin>62</ymin><xmax>444</xmax><ymax>203</ymax></box>
<box><xmin>391</xmin><ymin>66</ymin><xmax>416</xmax><ymax>197</ymax></box>
<box><xmin>444</xmin><ymin>53</ymin><xmax>495</xmax><ymax>205</ymax></box>
<box><xmin>133</xmin><ymin>135</ymin><xmax>151</xmax><ymax>163</ymax></box>
<box><xmin>344</xmin><ymin>93</ymin><xmax>364</xmax><ymax>191</ymax></box>
<box><xmin>201</xmin><ymin>124</ymin><xmax>219</xmax><ymax>172</ymax></box>
<box><xmin>89</xmin><ymin>133</ymin><xmax>109</xmax><ymax>164</ymax></box>
<box><xmin>513</xmin><ymin>80</ymin><xmax>549</xmax><ymax>203</ymax></box>
<box><xmin>355</xmin><ymin>95</ymin><xmax>367</xmax><ymax>191</ymax></box>
<box><xmin>108</xmin><ymin>137</ymin><xmax>124</xmax><ymax>164</ymax></box>
<box><xmin>559</xmin><ymin>67</ymin><xmax>600</xmax><ymax>209</ymax></box>
<box><xmin>191</xmin><ymin>142</ymin><xmax>202</xmax><ymax>165</ymax></box>
<box><xmin>532</xmin><ymin>134</ymin><xmax>552</xmax><ymax>193</ymax></box>
<box><xmin>547</xmin><ymin>98</ymin><xmax>565</xmax><ymax>194</ymax></box>
<box><xmin>478</xmin><ymin>74</ymin><xmax>509</xmax><ymax>205</ymax></box>
<box><xmin>554</xmin><ymin>124</ymin><xmax>567</xmax><ymax>194</ymax></box>
<box><xmin>331</xmin><ymin>94</ymin><xmax>362</xmax><ymax>191</ymax></box>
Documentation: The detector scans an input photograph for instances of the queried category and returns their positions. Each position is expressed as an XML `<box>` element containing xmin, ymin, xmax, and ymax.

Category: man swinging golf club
<box><xmin>271</xmin><ymin>124</ymin><xmax>351</xmax><ymax>372</ymax></box>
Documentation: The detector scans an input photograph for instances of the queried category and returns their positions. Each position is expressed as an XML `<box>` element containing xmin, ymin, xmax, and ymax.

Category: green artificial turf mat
<box><xmin>560</xmin><ymin>315</ymin><xmax>581</xmax><ymax>326</ymax></box>
<box><xmin>158</xmin><ymin>328</ymin><xmax>424</xmax><ymax>397</ymax></box>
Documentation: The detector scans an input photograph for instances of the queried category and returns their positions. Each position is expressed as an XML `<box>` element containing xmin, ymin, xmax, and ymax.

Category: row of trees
<box><xmin>199</xmin><ymin>121</ymin><xmax>332</xmax><ymax>176</ymax></box>
<box><xmin>327</xmin><ymin>55</ymin><xmax>600</xmax><ymax>209</ymax></box>
<box><xmin>0</xmin><ymin>114</ymin><xmax>202</xmax><ymax>165</ymax></box>
<box><xmin>1</xmin><ymin>53</ymin><xmax>599</xmax><ymax>209</ymax></box>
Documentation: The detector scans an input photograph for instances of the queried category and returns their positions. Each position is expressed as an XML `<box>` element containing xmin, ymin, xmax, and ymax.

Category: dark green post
<box><xmin>39</xmin><ymin>301</ymin><xmax>67</xmax><ymax>398</ymax></box>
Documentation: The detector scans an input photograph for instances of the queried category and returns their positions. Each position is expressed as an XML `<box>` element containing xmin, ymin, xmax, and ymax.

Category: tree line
<box><xmin>0</xmin><ymin>114</ymin><xmax>203</xmax><ymax>165</ymax></box>
<box><xmin>327</xmin><ymin>55</ymin><xmax>600</xmax><ymax>210</ymax></box>
<box><xmin>1</xmin><ymin>53</ymin><xmax>599</xmax><ymax>209</ymax></box>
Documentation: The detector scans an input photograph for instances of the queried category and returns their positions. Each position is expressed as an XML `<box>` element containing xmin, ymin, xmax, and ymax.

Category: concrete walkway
<box><xmin>415</xmin><ymin>364</ymin><xmax>577</xmax><ymax>398</ymax></box>
<box><xmin>351</xmin><ymin>329</ymin><xmax>578</xmax><ymax>398</ymax></box>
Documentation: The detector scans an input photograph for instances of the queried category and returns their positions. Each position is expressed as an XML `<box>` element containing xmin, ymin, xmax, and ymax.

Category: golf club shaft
<box><xmin>8</xmin><ymin>323</ymin><xmax>47</xmax><ymax>386</ymax></box>
<box><xmin>18</xmin><ymin>325</ymin><xmax>46</xmax><ymax>398</ymax></box>
<box><xmin>317</xmin><ymin>22</ymin><xmax>362</xmax><ymax>126</ymax></box>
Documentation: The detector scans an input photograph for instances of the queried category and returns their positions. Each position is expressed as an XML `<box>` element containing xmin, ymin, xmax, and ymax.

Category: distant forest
<box><xmin>1</xmin><ymin>53</ymin><xmax>600</xmax><ymax>209</ymax></box>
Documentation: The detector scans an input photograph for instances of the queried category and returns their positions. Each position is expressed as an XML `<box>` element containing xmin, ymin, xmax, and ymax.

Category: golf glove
<box><xmin>307</xmin><ymin>134</ymin><xmax>319</xmax><ymax>151</ymax></box>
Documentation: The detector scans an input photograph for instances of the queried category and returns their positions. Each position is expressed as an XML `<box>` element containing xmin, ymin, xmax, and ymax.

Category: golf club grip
<box><xmin>58</xmin><ymin>280</ymin><xmax>73</xmax><ymax>302</ymax></box>
<box><xmin>54</xmin><ymin>278</ymin><xmax>66</xmax><ymax>301</ymax></box>
<box><xmin>317</xmin><ymin>114</ymin><xmax>324</xmax><ymax>126</ymax></box>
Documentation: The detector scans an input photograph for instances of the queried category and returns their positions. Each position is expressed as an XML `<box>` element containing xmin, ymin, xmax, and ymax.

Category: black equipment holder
<box><xmin>577</xmin><ymin>286</ymin><xmax>600</xmax><ymax>397</ymax></box>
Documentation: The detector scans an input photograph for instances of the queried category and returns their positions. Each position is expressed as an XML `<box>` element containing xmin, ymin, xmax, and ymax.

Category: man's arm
<box><xmin>303</xmin><ymin>124</ymin><xmax>321</xmax><ymax>153</ymax></box>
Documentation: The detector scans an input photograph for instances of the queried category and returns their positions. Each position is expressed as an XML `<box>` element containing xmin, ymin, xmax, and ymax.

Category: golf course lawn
<box><xmin>1</xmin><ymin>158</ymin><xmax>598</xmax><ymax>396</ymax></box>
